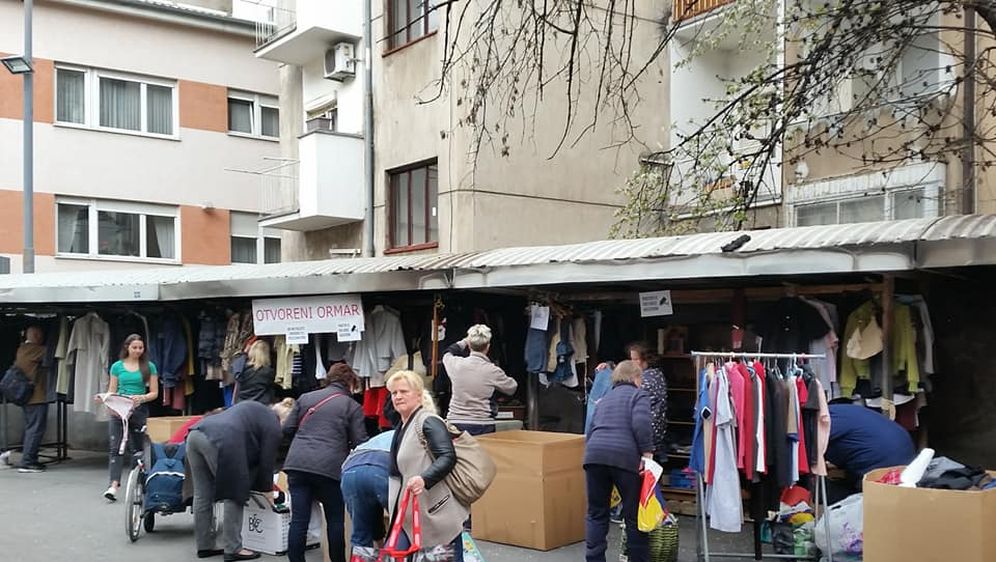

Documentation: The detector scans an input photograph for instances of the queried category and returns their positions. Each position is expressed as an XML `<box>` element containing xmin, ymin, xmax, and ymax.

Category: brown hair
<box><xmin>626</xmin><ymin>341</ymin><xmax>650</xmax><ymax>360</ymax></box>
<box><xmin>327</xmin><ymin>363</ymin><xmax>359</xmax><ymax>391</ymax></box>
<box><xmin>120</xmin><ymin>334</ymin><xmax>152</xmax><ymax>382</ymax></box>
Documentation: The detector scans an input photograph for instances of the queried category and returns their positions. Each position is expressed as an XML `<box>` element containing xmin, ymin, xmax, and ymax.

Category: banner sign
<box><xmin>251</xmin><ymin>295</ymin><xmax>365</xmax><ymax>336</ymax></box>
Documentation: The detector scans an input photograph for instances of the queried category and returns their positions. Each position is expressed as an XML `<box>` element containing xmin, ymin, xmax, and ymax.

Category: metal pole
<box><xmin>963</xmin><ymin>5</ymin><xmax>977</xmax><ymax>214</ymax></box>
<box><xmin>23</xmin><ymin>0</ymin><xmax>35</xmax><ymax>274</ymax></box>
<box><xmin>362</xmin><ymin>0</ymin><xmax>375</xmax><ymax>257</ymax></box>
<box><xmin>880</xmin><ymin>275</ymin><xmax>895</xmax><ymax>419</ymax></box>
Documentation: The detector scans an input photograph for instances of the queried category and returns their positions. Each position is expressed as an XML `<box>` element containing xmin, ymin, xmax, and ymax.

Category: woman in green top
<box><xmin>103</xmin><ymin>333</ymin><xmax>159</xmax><ymax>502</ymax></box>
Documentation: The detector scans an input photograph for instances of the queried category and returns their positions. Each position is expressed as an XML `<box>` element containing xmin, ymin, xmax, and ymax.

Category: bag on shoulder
<box><xmin>0</xmin><ymin>366</ymin><xmax>34</xmax><ymax>406</ymax></box>
<box><xmin>417</xmin><ymin>415</ymin><xmax>497</xmax><ymax>506</ymax></box>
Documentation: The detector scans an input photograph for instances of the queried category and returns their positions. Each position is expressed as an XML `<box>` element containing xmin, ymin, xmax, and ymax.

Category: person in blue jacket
<box><xmin>341</xmin><ymin>430</ymin><xmax>394</xmax><ymax>549</ymax></box>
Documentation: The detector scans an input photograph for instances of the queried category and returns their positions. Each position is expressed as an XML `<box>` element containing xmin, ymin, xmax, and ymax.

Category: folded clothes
<box><xmin>918</xmin><ymin>466</ymin><xmax>989</xmax><ymax>490</ymax></box>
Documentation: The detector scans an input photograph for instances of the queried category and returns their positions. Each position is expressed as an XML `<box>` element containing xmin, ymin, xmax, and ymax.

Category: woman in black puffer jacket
<box><xmin>236</xmin><ymin>340</ymin><xmax>276</xmax><ymax>405</ymax></box>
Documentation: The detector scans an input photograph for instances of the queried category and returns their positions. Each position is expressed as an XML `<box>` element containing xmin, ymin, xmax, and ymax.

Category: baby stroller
<box><xmin>124</xmin><ymin>440</ymin><xmax>192</xmax><ymax>542</ymax></box>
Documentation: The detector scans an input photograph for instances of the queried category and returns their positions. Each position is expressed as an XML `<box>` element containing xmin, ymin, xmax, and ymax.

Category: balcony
<box><xmin>673</xmin><ymin>0</ymin><xmax>733</xmax><ymax>23</ymax></box>
<box><xmin>255</xmin><ymin>1</ymin><xmax>361</xmax><ymax>65</ymax></box>
<box><xmin>259</xmin><ymin>130</ymin><xmax>365</xmax><ymax>231</ymax></box>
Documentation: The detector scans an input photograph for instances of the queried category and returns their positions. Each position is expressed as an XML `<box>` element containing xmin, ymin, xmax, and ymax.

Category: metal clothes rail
<box><xmin>690</xmin><ymin>351</ymin><xmax>833</xmax><ymax>562</ymax></box>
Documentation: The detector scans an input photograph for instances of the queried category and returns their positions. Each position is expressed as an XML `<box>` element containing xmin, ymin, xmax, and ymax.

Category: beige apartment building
<box><xmin>0</xmin><ymin>0</ymin><xmax>282</xmax><ymax>273</ymax></box>
<box><xmin>252</xmin><ymin>0</ymin><xmax>668</xmax><ymax>258</ymax></box>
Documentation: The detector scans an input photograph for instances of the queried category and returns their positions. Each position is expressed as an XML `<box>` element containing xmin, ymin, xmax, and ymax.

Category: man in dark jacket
<box><xmin>16</xmin><ymin>326</ymin><xmax>47</xmax><ymax>473</ymax></box>
<box><xmin>584</xmin><ymin>360</ymin><xmax>654</xmax><ymax>562</ymax></box>
<box><xmin>187</xmin><ymin>400</ymin><xmax>283</xmax><ymax>561</ymax></box>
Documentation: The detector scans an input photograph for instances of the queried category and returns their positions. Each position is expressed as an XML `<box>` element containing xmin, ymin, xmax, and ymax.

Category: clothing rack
<box><xmin>690</xmin><ymin>351</ymin><xmax>833</xmax><ymax>562</ymax></box>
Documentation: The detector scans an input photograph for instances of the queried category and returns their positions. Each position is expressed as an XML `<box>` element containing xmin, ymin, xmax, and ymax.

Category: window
<box><xmin>306</xmin><ymin>104</ymin><xmax>337</xmax><ymax>133</ymax></box>
<box><xmin>230</xmin><ymin>212</ymin><xmax>282</xmax><ymax>264</ymax></box>
<box><xmin>387</xmin><ymin>0</ymin><xmax>439</xmax><ymax>50</ymax></box>
<box><xmin>228</xmin><ymin>91</ymin><xmax>279</xmax><ymax>139</ymax></box>
<box><xmin>389</xmin><ymin>161</ymin><xmax>438</xmax><ymax>250</ymax></box>
<box><xmin>57</xmin><ymin>199</ymin><xmax>178</xmax><ymax>261</ymax></box>
<box><xmin>795</xmin><ymin>189</ymin><xmax>925</xmax><ymax>226</ymax></box>
<box><xmin>55</xmin><ymin>65</ymin><xmax>177</xmax><ymax>137</ymax></box>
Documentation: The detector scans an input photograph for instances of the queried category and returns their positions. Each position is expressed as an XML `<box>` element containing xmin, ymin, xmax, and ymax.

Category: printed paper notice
<box><xmin>337</xmin><ymin>322</ymin><xmax>362</xmax><ymax>342</ymax></box>
<box><xmin>286</xmin><ymin>326</ymin><xmax>308</xmax><ymax>345</ymax></box>
<box><xmin>530</xmin><ymin>305</ymin><xmax>551</xmax><ymax>330</ymax></box>
<box><xmin>639</xmin><ymin>290</ymin><xmax>673</xmax><ymax>317</ymax></box>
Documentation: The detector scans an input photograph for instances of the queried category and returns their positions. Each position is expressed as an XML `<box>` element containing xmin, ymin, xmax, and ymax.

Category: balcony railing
<box><xmin>255</xmin><ymin>4</ymin><xmax>296</xmax><ymax>49</ymax></box>
<box><xmin>259</xmin><ymin>160</ymin><xmax>300</xmax><ymax>217</ymax></box>
<box><xmin>673</xmin><ymin>0</ymin><xmax>734</xmax><ymax>22</ymax></box>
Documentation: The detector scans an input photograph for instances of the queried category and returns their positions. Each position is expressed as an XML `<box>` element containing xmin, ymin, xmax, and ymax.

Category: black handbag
<box><xmin>0</xmin><ymin>365</ymin><xmax>34</xmax><ymax>406</ymax></box>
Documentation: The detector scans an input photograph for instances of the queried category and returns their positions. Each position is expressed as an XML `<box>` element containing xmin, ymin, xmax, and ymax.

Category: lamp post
<box><xmin>1</xmin><ymin>0</ymin><xmax>34</xmax><ymax>274</ymax></box>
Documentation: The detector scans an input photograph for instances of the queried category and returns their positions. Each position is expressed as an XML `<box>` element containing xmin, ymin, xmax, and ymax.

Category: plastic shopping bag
<box><xmin>461</xmin><ymin>531</ymin><xmax>486</xmax><ymax>562</ymax></box>
<box><xmin>637</xmin><ymin>458</ymin><xmax>668</xmax><ymax>532</ymax></box>
<box><xmin>814</xmin><ymin>493</ymin><xmax>864</xmax><ymax>560</ymax></box>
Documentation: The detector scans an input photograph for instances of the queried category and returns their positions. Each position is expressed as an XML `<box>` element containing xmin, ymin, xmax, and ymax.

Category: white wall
<box><xmin>301</xmin><ymin>56</ymin><xmax>363</xmax><ymax>135</ymax></box>
<box><xmin>0</xmin><ymin>120</ymin><xmax>279</xmax><ymax>212</ymax></box>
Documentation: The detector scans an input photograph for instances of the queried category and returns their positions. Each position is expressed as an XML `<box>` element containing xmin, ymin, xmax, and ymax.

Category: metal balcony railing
<box><xmin>255</xmin><ymin>4</ymin><xmax>296</xmax><ymax>49</ymax></box>
<box><xmin>672</xmin><ymin>0</ymin><xmax>734</xmax><ymax>22</ymax></box>
<box><xmin>259</xmin><ymin>160</ymin><xmax>300</xmax><ymax>217</ymax></box>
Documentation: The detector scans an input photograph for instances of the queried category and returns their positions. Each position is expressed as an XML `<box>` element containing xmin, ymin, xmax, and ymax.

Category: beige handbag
<box><xmin>417</xmin><ymin>417</ymin><xmax>497</xmax><ymax>506</ymax></box>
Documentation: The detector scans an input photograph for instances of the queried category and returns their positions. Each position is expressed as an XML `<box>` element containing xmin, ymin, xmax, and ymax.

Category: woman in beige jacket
<box><xmin>386</xmin><ymin>370</ymin><xmax>468</xmax><ymax>561</ymax></box>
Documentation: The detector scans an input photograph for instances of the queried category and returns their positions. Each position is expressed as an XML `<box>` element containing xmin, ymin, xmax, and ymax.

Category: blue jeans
<box><xmin>585</xmin><ymin>464</ymin><xmax>648</xmax><ymax>562</ymax></box>
<box><xmin>20</xmin><ymin>403</ymin><xmax>47</xmax><ymax>466</ymax></box>
<box><xmin>287</xmin><ymin>470</ymin><xmax>346</xmax><ymax>562</ymax></box>
<box><xmin>394</xmin><ymin>528</ymin><xmax>464</xmax><ymax>562</ymax></box>
<box><xmin>341</xmin><ymin>464</ymin><xmax>389</xmax><ymax>548</ymax></box>
<box><xmin>453</xmin><ymin>423</ymin><xmax>495</xmax><ymax>436</ymax></box>
<box><xmin>524</xmin><ymin>328</ymin><xmax>550</xmax><ymax>373</ymax></box>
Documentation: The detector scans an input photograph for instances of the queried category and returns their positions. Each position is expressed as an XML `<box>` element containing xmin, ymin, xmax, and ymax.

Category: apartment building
<box><xmin>669</xmin><ymin>0</ymin><xmax>995</xmax><ymax>230</ymax></box>
<box><xmin>252</xmin><ymin>0</ymin><xmax>668</xmax><ymax>259</ymax></box>
<box><xmin>0</xmin><ymin>0</ymin><xmax>282</xmax><ymax>273</ymax></box>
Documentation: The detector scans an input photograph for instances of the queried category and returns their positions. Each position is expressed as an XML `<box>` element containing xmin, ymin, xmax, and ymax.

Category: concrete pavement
<box><xmin>0</xmin><ymin>451</ymin><xmax>760</xmax><ymax>561</ymax></box>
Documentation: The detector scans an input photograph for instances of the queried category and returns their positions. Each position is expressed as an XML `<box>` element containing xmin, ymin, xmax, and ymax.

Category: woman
<box><xmin>386</xmin><ymin>370</ymin><xmax>467</xmax><ymax>561</ymax></box>
<box><xmin>443</xmin><ymin>324</ymin><xmax>518</xmax><ymax>435</ymax></box>
<box><xmin>282</xmin><ymin>363</ymin><xmax>367</xmax><ymax>562</ymax></box>
<box><xmin>628</xmin><ymin>343</ymin><xmax>668</xmax><ymax>463</ymax></box>
<box><xmin>236</xmin><ymin>340</ymin><xmax>276</xmax><ymax>405</ymax></box>
<box><xmin>584</xmin><ymin>360</ymin><xmax>654</xmax><ymax>562</ymax></box>
<box><xmin>103</xmin><ymin>333</ymin><xmax>159</xmax><ymax>501</ymax></box>
<box><xmin>187</xmin><ymin>399</ymin><xmax>289</xmax><ymax>561</ymax></box>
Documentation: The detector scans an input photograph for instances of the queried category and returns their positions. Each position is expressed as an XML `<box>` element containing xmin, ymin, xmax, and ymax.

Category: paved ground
<box><xmin>0</xmin><ymin>451</ymin><xmax>763</xmax><ymax>561</ymax></box>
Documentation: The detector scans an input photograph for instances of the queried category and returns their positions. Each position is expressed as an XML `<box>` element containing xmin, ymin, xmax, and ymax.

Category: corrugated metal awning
<box><xmin>1</xmin><ymin>215</ymin><xmax>994</xmax><ymax>303</ymax></box>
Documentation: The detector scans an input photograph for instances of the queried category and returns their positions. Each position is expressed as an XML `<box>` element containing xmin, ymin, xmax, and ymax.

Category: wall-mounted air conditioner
<box><xmin>324</xmin><ymin>42</ymin><xmax>356</xmax><ymax>81</ymax></box>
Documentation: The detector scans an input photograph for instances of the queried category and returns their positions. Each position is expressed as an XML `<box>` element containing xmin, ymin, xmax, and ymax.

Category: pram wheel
<box><xmin>125</xmin><ymin>465</ymin><xmax>145</xmax><ymax>542</ymax></box>
<box><xmin>144</xmin><ymin>513</ymin><xmax>155</xmax><ymax>533</ymax></box>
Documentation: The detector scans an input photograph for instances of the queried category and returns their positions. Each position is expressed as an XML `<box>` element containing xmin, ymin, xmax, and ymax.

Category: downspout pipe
<box><xmin>963</xmin><ymin>5</ymin><xmax>977</xmax><ymax>214</ymax></box>
<box><xmin>363</xmin><ymin>0</ymin><xmax>375</xmax><ymax>257</ymax></box>
<box><xmin>23</xmin><ymin>0</ymin><xmax>34</xmax><ymax>274</ymax></box>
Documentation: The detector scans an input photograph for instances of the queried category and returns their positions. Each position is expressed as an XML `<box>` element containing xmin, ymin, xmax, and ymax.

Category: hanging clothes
<box><xmin>148</xmin><ymin>313</ymin><xmax>187</xmax><ymax>390</ymax></box>
<box><xmin>351</xmin><ymin>305</ymin><xmax>406</xmax><ymax>387</ymax></box>
<box><xmin>705</xmin><ymin>367</ymin><xmax>742</xmax><ymax>533</ymax></box>
<box><xmin>68</xmin><ymin>312</ymin><xmax>111</xmax><ymax>415</ymax></box>
<box><xmin>55</xmin><ymin>315</ymin><xmax>71</xmax><ymax>396</ymax></box>
<box><xmin>839</xmin><ymin>300</ymin><xmax>921</xmax><ymax>397</ymax></box>
<box><xmin>752</xmin><ymin>361</ymin><xmax>767</xmax><ymax>477</ymax></box>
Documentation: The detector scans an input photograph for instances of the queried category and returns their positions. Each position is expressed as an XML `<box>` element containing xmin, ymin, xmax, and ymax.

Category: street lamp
<box><xmin>1</xmin><ymin>55</ymin><xmax>33</xmax><ymax>75</ymax></box>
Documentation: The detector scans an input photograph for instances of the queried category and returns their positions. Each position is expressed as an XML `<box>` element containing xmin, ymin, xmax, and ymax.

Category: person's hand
<box><xmin>596</xmin><ymin>362</ymin><xmax>610</xmax><ymax>371</ymax></box>
<box><xmin>407</xmin><ymin>476</ymin><xmax>426</xmax><ymax>496</ymax></box>
<box><xmin>131</xmin><ymin>395</ymin><xmax>144</xmax><ymax>405</ymax></box>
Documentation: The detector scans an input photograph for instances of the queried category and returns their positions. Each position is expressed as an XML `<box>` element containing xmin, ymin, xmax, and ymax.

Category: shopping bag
<box><xmin>620</xmin><ymin>514</ymin><xmax>679</xmax><ymax>562</ymax></box>
<box><xmin>637</xmin><ymin>458</ymin><xmax>667</xmax><ymax>532</ymax></box>
<box><xmin>814</xmin><ymin>493</ymin><xmax>864</xmax><ymax>560</ymax></box>
<box><xmin>461</xmin><ymin>531</ymin><xmax>486</xmax><ymax>562</ymax></box>
<box><xmin>350</xmin><ymin>546</ymin><xmax>380</xmax><ymax>562</ymax></box>
<box><xmin>380</xmin><ymin>488</ymin><xmax>422</xmax><ymax>561</ymax></box>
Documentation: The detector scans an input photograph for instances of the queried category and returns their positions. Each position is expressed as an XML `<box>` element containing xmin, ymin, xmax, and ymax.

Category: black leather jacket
<box><xmin>390</xmin><ymin>409</ymin><xmax>457</xmax><ymax>490</ymax></box>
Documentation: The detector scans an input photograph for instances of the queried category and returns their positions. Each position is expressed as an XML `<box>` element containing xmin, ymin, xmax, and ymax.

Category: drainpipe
<box><xmin>363</xmin><ymin>0</ymin><xmax>375</xmax><ymax>257</ymax></box>
<box><xmin>22</xmin><ymin>0</ymin><xmax>34</xmax><ymax>274</ymax></box>
<box><xmin>963</xmin><ymin>5</ymin><xmax>976</xmax><ymax>214</ymax></box>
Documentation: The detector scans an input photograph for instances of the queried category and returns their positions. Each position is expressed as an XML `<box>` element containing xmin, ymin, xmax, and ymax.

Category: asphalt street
<box><xmin>0</xmin><ymin>450</ymin><xmax>760</xmax><ymax>561</ymax></box>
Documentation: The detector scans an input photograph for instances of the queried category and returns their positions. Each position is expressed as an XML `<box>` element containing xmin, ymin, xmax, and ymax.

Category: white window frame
<box><xmin>55</xmin><ymin>197</ymin><xmax>181</xmax><ymax>263</ymax></box>
<box><xmin>230</xmin><ymin>212</ymin><xmax>281</xmax><ymax>264</ymax></box>
<box><xmin>53</xmin><ymin>64</ymin><xmax>180</xmax><ymax>139</ymax></box>
<box><xmin>787</xmin><ymin>162</ymin><xmax>944</xmax><ymax>226</ymax></box>
<box><xmin>227</xmin><ymin>90</ymin><xmax>279</xmax><ymax>140</ymax></box>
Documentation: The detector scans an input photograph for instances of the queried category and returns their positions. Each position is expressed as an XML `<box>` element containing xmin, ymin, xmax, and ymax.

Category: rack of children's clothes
<box><xmin>690</xmin><ymin>351</ymin><xmax>833</xmax><ymax>562</ymax></box>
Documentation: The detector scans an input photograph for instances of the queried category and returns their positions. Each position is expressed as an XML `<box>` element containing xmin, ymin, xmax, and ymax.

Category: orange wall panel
<box><xmin>181</xmin><ymin>206</ymin><xmax>230</xmax><ymax>264</ymax></box>
<box><xmin>0</xmin><ymin>55</ymin><xmax>54</xmax><ymax>123</ymax></box>
<box><xmin>179</xmin><ymin>80</ymin><xmax>228</xmax><ymax>133</ymax></box>
<box><xmin>0</xmin><ymin>190</ymin><xmax>55</xmax><ymax>255</ymax></box>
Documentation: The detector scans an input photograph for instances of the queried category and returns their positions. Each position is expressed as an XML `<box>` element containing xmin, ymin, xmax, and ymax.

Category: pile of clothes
<box><xmin>763</xmin><ymin>485</ymin><xmax>817</xmax><ymax>561</ymax></box>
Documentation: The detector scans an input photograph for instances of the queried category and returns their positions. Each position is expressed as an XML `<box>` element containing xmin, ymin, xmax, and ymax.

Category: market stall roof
<box><xmin>1</xmin><ymin>215</ymin><xmax>994</xmax><ymax>303</ymax></box>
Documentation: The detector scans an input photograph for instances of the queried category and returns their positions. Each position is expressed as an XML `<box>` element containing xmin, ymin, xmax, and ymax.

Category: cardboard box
<box><xmin>864</xmin><ymin>466</ymin><xmax>996</xmax><ymax>562</ymax></box>
<box><xmin>146</xmin><ymin>415</ymin><xmax>197</xmax><ymax>443</ymax></box>
<box><xmin>241</xmin><ymin>498</ymin><xmax>321</xmax><ymax>555</ymax></box>
<box><xmin>471</xmin><ymin>430</ymin><xmax>586</xmax><ymax>550</ymax></box>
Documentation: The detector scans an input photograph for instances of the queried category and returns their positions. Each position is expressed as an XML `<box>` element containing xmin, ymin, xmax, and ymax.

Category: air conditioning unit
<box><xmin>324</xmin><ymin>42</ymin><xmax>356</xmax><ymax>81</ymax></box>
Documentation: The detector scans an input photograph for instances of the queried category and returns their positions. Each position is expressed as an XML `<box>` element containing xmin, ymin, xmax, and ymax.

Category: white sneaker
<box><xmin>0</xmin><ymin>451</ymin><xmax>10</xmax><ymax>467</ymax></box>
<box><xmin>104</xmin><ymin>486</ymin><xmax>118</xmax><ymax>502</ymax></box>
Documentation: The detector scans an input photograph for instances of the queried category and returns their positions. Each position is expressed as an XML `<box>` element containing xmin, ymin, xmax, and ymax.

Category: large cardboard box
<box><xmin>471</xmin><ymin>430</ymin><xmax>585</xmax><ymax>551</ymax></box>
<box><xmin>864</xmin><ymin>466</ymin><xmax>996</xmax><ymax>562</ymax></box>
<box><xmin>146</xmin><ymin>415</ymin><xmax>196</xmax><ymax>443</ymax></box>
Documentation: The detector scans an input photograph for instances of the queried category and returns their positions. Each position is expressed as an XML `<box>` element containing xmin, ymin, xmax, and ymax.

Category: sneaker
<box><xmin>104</xmin><ymin>486</ymin><xmax>118</xmax><ymax>501</ymax></box>
<box><xmin>17</xmin><ymin>463</ymin><xmax>45</xmax><ymax>473</ymax></box>
<box><xmin>0</xmin><ymin>451</ymin><xmax>11</xmax><ymax>467</ymax></box>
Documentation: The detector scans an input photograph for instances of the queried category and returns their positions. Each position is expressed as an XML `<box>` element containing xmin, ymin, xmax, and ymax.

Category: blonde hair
<box><xmin>248</xmin><ymin>340</ymin><xmax>271</xmax><ymax>368</ymax></box>
<box><xmin>271</xmin><ymin>397</ymin><xmax>295</xmax><ymax>425</ymax></box>
<box><xmin>611</xmin><ymin>360</ymin><xmax>643</xmax><ymax>385</ymax></box>
<box><xmin>466</xmin><ymin>324</ymin><xmax>492</xmax><ymax>352</ymax></box>
<box><xmin>386</xmin><ymin>370</ymin><xmax>438</xmax><ymax>416</ymax></box>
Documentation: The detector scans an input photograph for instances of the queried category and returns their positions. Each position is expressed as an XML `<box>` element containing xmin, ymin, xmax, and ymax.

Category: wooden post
<box><xmin>881</xmin><ymin>275</ymin><xmax>895</xmax><ymax>420</ymax></box>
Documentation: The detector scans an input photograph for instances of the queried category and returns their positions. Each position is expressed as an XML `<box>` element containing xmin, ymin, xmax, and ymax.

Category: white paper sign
<box><xmin>530</xmin><ymin>305</ymin><xmax>551</xmax><ymax>330</ymax></box>
<box><xmin>336</xmin><ymin>322</ymin><xmax>362</xmax><ymax>342</ymax></box>
<box><xmin>285</xmin><ymin>326</ymin><xmax>308</xmax><ymax>345</ymax></box>
<box><xmin>252</xmin><ymin>295</ymin><xmax>364</xmax><ymax>336</ymax></box>
<box><xmin>639</xmin><ymin>290</ymin><xmax>674</xmax><ymax>317</ymax></box>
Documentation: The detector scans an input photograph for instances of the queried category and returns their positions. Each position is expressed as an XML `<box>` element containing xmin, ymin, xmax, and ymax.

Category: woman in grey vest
<box><xmin>386</xmin><ymin>370</ymin><xmax>467</xmax><ymax>561</ymax></box>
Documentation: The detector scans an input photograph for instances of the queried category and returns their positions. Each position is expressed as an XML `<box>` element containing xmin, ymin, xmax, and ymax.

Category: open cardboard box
<box><xmin>863</xmin><ymin>466</ymin><xmax>996</xmax><ymax>562</ymax></box>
